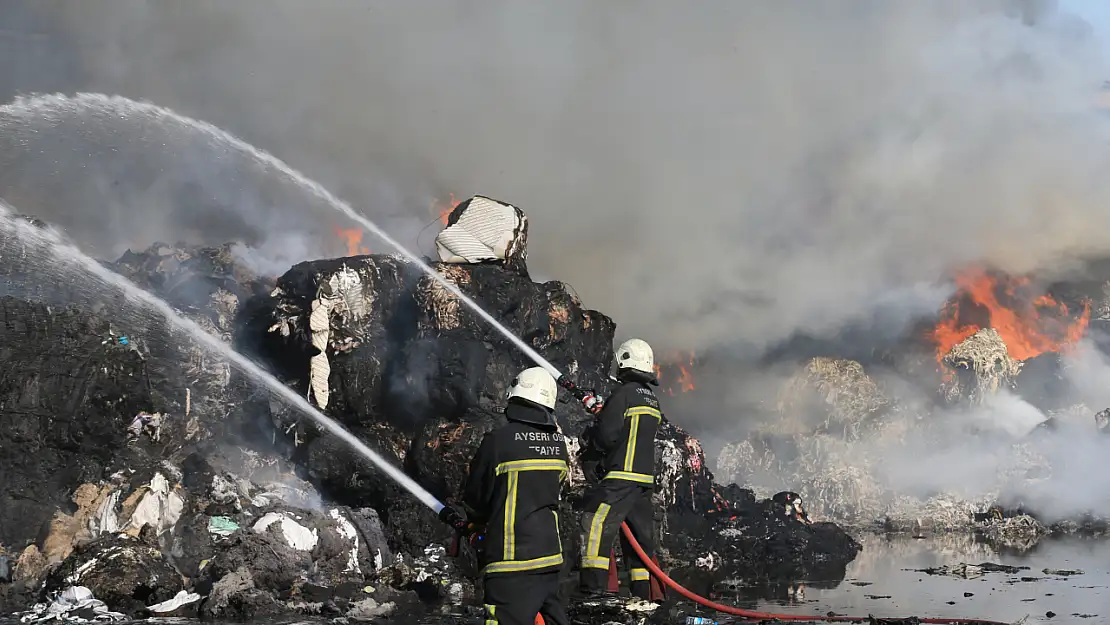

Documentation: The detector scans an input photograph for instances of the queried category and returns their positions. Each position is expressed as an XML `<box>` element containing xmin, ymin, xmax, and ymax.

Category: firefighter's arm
<box><xmin>593</xmin><ymin>390</ymin><xmax>626</xmax><ymax>451</ymax></box>
<box><xmin>461</xmin><ymin>433</ymin><xmax>496</xmax><ymax>525</ymax></box>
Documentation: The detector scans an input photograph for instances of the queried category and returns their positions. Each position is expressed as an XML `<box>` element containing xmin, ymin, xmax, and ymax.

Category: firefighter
<box><xmin>577</xmin><ymin>338</ymin><xmax>664</xmax><ymax>601</ymax></box>
<box><xmin>439</xmin><ymin>367</ymin><xmax>570</xmax><ymax>625</ymax></box>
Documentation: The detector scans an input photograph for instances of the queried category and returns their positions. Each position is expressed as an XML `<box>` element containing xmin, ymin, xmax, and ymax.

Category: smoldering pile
<box><xmin>0</xmin><ymin>197</ymin><xmax>860</xmax><ymax>624</ymax></box>
<box><xmin>710</xmin><ymin>265</ymin><xmax>1110</xmax><ymax>545</ymax></box>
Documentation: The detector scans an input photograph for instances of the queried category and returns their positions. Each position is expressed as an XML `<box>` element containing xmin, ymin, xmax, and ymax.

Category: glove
<box><xmin>438</xmin><ymin>504</ymin><xmax>469</xmax><ymax>533</ymax></box>
<box><xmin>581</xmin><ymin>391</ymin><xmax>604</xmax><ymax>414</ymax></box>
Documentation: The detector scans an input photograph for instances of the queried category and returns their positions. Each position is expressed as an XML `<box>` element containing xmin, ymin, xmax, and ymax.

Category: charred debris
<box><xmin>0</xmin><ymin>200</ymin><xmax>860</xmax><ymax>623</ymax></box>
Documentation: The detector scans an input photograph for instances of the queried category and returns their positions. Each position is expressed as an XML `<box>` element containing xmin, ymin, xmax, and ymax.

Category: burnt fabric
<box><xmin>579</xmin><ymin>479</ymin><xmax>655</xmax><ymax>599</ymax></box>
<box><xmin>463</xmin><ymin>402</ymin><xmax>569</xmax><ymax>576</ymax></box>
<box><xmin>482</xmin><ymin>571</ymin><xmax>568</xmax><ymax>625</ymax></box>
<box><xmin>593</xmin><ymin>379</ymin><xmax>663</xmax><ymax>485</ymax></box>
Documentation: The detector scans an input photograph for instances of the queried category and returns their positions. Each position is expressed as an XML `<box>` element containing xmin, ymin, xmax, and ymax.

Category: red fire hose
<box><xmin>618</xmin><ymin>522</ymin><xmax>1012</xmax><ymax>624</ymax></box>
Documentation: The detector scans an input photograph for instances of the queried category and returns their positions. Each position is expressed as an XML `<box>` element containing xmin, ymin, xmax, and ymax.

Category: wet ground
<box><xmin>3</xmin><ymin>533</ymin><xmax>1107</xmax><ymax>624</ymax></box>
<box><xmin>700</xmin><ymin>533</ymin><xmax>1110</xmax><ymax>624</ymax></box>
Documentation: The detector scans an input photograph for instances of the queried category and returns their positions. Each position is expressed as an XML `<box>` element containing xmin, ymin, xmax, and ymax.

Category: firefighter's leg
<box><xmin>578</xmin><ymin>480</ymin><xmax>637</xmax><ymax>593</ymax></box>
<box><xmin>483</xmin><ymin>574</ymin><xmax>548</xmax><ymax>625</ymax></box>
<box><xmin>618</xmin><ymin>486</ymin><xmax>655</xmax><ymax>600</ymax></box>
<box><xmin>537</xmin><ymin>570</ymin><xmax>570</xmax><ymax>625</ymax></box>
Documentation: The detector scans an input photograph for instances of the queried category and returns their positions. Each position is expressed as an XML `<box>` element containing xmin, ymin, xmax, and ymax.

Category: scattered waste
<box><xmin>1043</xmin><ymin>568</ymin><xmax>1083</xmax><ymax>576</ymax></box>
<box><xmin>146</xmin><ymin>589</ymin><xmax>201</xmax><ymax>614</ymax></box>
<box><xmin>347</xmin><ymin>597</ymin><xmax>395</xmax><ymax>620</ymax></box>
<box><xmin>252</xmin><ymin>511</ymin><xmax>318</xmax><ymax>551</ymax></box>
<box><xmin>866</xmin><ymin>594</ymin><xmax>893</xmax><ymax>600</ymax></box>
<box><xmin>915</xmin><ymin>562</ymin><xmax>1029</xmax><ymax>578</ymax></box>
<box><xmin>207</xmin><ymin>516</ymin><xmax>240</xmax><ymax>539</ymax></box>
<box><xmin>126</xmin><ymin>411</ymin><xmax>164</xmax><ymax>443</ymax></box>
<box><xmin>18</xmin><ymin>586</ymin><xmax>125</xmax><ymax>623</ymax></box>
<box><xmin>125</xmin><ymin>472</ymin><xmax>184</xmax><ymax>535</ymax></box>
<box><xmin>329</xmin><ymin>508</ymin><xmax>361</xmax><ymax>573</ymax></box>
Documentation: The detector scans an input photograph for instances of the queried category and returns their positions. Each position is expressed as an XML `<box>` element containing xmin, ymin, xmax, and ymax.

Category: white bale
<box><xmin>435</xmin><ymin>196</ymin><xmax>525</xmax><ymax>264</ymax></box>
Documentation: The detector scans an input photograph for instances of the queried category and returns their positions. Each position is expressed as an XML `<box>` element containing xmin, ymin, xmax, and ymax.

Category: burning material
<box><xmin>653</xmin><ymin>351</ymin><xmax>697</xmax><ymax>396</ymax></box>
<box><xmin>930</xmin><ymin>267</ymin><xmax>1090</xmax><ymax>365</ymax></box>
<box><xmin>333</xmin><ymin>227</ymin><xmax>370</xmax><ymax>256</ymax></box>
<box><xmin>431</xmin><ymin>193</ymin><xmax>460</xmax><ymax>225</ymax></box>
<box><xmin>940</xmin><ymin>328</ymin><xmax>1021</xmax><ymax>405</ymax></box>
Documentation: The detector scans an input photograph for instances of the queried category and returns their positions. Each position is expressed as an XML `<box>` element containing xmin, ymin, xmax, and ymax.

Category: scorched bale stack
<box><xmin>246</xmin><ymin>195</ymin><xmax>862</xmax><ymax>592</ymax></box>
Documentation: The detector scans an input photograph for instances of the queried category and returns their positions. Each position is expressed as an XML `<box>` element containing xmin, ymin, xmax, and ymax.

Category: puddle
<box><xmin>717</xmin><ymin>533</ymin><xmax>1109</xmax><ymax>624</ymax></box>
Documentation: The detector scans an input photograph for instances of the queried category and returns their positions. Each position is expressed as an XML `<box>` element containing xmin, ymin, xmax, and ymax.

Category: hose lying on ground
<box><xmin>619</xmin><ymin>522</ymin><xmax>1012</xmax><ymax>624</ymax></box>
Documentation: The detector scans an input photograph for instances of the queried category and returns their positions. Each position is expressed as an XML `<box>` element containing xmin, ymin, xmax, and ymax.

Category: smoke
<box><xmin>0</xmin><ymin>0</ymin><xmax>1106</xmax><ymax>354</ymax></box>
<box><xmin>8</xmin><ymin>0</ymin><xmax>1110</xmax><ymax>521</ymax></box>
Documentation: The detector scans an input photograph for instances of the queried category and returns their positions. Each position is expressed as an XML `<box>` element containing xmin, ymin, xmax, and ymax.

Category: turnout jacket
<box><xmin>594</xmin><ymin>379</ymin><xmax>663</xmax><ymax>486</ymax></box>
<box><xmin>463</xmin><ymin>403</ymin><xmax>569</xmax><ymax>577</ymax></box>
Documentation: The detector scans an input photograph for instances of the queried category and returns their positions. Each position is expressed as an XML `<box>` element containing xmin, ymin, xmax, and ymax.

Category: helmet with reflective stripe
<box><xmin>615</xmin><ymin>338</ymin><xmax>654</xmax><ymax>375</ymax></box>
<box><xmin>506</xmin><ymin>366</ymin><xmax>557</xmax><ymax>411</ymax></box>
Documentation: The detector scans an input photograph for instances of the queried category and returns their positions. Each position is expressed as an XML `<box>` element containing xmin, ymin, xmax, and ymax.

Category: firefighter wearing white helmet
<box><xmin>445</xmin><ymin>365</ymin><xmax>570</xmax><ymax>625</ymax></box>
<box><xmin>578</xmin><ymin>338</ymin><xmax>666</xmax><ymax>602</ymax></box>
<box><xmin>506</xmin><ymin>366</ymin><xmax>558</xmax><ymax>411</ymax></box>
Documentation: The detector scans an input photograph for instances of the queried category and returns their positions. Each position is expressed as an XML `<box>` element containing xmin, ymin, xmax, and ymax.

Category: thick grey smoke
<box><xmin>1</xmin><ymin>0</ymin><xmax>1108</xmax><ymax>356</ymax></box>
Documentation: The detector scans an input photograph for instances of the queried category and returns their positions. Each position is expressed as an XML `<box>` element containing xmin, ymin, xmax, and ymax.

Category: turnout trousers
<box><xmin>483</xmin><ymin>571</ymin><xmax>569</xmax><ymax>625</ymax></box>
<box><xmin>578</xmin><ymin>479</ymin><xmax>655</xmax><ymax>599</ymax></box>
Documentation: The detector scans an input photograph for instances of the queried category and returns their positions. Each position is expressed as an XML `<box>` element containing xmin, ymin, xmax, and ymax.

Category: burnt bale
<box><xmin>44</xmin><ymin>533</ymin><xmax>184</xmax><ymax>616</ymax></box>
<box><xmin>245</xmin><ymin>254</ymin><xmax>615</xmax><ymax>515</ymax></box>
<box><xmin>110</xmin><ymin>242</ymin><xmax>272</xmax><ymax>338</ymax></box>
<box><xmin>940</xmin><ymin>328</ymin><xmax>1020</xmax><ymax>405</ymax></box>
<box><xmin>0</xmin><ymin>298</ymin><xmax>152</xmax><ymax>551</ymax></box>
<box><xmin>200</xmin><ymin>567</ymin><xmax>283</xmax><ymax>622</ymax></box>
<box><xmin>777</xmin><ymin>357</ymin><xmax>890</xmax><ymax>440</ymax></box>
<box><xmin>409</xmin><ymin>263</ymin><xmax>614</xmax><ymax>427</ymax></box>
<box><xmin>406</xmin><ymin>408</ymin><xmax>501</xmax><ymax>504</ymax></box>
<box><xmin>203</xmin><ymin>522</ymin><xmax>310</xmax><ymax>599</ymax></box>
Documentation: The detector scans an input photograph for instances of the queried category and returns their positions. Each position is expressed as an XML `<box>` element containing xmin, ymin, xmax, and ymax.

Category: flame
<box><xmin>333</xmin><ymin>227</ymin><xmax>370</xmax><ymax>256</ymax></box>
<box><xmin>930</xmin><ymin>267</ymin><xmax>1090</xmax><ymax>364</ymax></box>
<box><xmin>654</xmin><ymin>351</ymin><xmax>697</xmax><ymax>396</ymax></box>
<box><xmin>431</xmin><ymin>193</ymin><xmax>460</xmax><ymax>225</ymax></box>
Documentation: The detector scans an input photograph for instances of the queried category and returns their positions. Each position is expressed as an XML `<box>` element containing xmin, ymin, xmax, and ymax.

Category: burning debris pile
<box><xmin>0</xmin><ymin>197</ymin><xmax>859</xmax><ymax>623</ymax></box>
<box><xmin>715</xmin><ymin>266</ymin><xmax>1110</xmax><ymax>537</ymax></box>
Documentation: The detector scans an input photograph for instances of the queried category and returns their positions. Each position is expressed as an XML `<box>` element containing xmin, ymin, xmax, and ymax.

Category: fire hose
<box><xmin>618</xmin><ymin>522</ymin><xmax>1010</xmax><ymax>625</ymax></box>
<box><xmin>546</xmin><ymin>376</ymin><xmax>1011</xmax><ymax>624</ymax></box>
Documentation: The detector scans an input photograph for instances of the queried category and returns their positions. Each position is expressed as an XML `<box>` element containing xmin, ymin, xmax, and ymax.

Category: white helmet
<box><xmin>506</xmin><ymin>367</ymin><xmax>558</xmax><ymax>411</ymax></box>
<box><xmin>615</xmin><ymin>338</ymin><xmax>654</xmax><ymax>375</ymax></box>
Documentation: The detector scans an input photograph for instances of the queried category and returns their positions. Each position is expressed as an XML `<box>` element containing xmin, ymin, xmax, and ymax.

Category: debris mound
<box><xmin>0</xmin><ymin>199</ymin><xmax>861</xmax><ymax>623</ymax></box>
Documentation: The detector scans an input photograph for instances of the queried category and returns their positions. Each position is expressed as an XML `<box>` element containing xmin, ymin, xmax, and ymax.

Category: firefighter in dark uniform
<box><xmin>440</xmin><ymin>366</ymin><xmax>570</xmax><ymax>625</ymax></box>
<box><xmin>578</xmin><ymin>338</ymin><xmax>663</xmax><ymax>600</ymax></box>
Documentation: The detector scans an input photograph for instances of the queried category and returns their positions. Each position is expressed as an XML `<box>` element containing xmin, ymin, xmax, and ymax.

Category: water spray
<box><xmin>2</xmin><ymin>93</ymin><xmax>563</xmax><ymax>381</ymax></box>
<box><xmin>1</xmin><ymin>95</ymin><xmax>1007</xmax><ymax>623</ymax></box>
<box><xmin>0</xmin><ymin>202</ymin><xmax>446</xmax><ymax>514</ymax></box>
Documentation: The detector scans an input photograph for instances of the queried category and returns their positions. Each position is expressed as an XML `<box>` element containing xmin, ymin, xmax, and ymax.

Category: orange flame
<box><xmin>431</xmin><ymin>193</ymin><xmax>460</xmax><ymax>225</ymax></box>
<box><xmin>930</xmin><ymin>267</ymin><xmax>1090</xmax><ymax>364</ymax></box>
<box><xmin>333</xmin><ymin>227</ymin><xmax>370</xmax><ymax>256</ymax></box>
<box><xmin>654</xmin><ymin>351</ymin><xmax>697</xmax><ymax>396</ymax></box>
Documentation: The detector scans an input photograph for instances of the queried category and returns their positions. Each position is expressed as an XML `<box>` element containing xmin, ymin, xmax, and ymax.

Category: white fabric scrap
<box><xmin>252</xmin><ymin>512</ymin><xmax>319</xmax><ymax>551</ymax></box>
<box><xmin>329</xmin><ymin>509</ymin><xmax>361</xmax><ymax>573</ymax></box>
<box><xmin>308</xmin><ymin>297</ymin><xmax>335</xmax><ymax>409</ymax></box>
<box><xmin>90</xmin><ymin>491</ymin><xmax>121</xmax><ymax>536</ymax></box>
<box><xmin>435</xmin><ymin>196</ymin><xmax>524</xmax><ymax>264</ymax></box>
<box><xmin>126</xmin><ymin>473</ymin><xmax>184</xmax><ymax>535</ymax></box>
<box><xmin>18</xmin><ymin>586</ymin><xmax>125</xmax><ymax>623</ymax></box>
<box><xmin>147</xmin><ymin>590</ymin><xmax>201</xmax><ymax>614</ymax></box>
